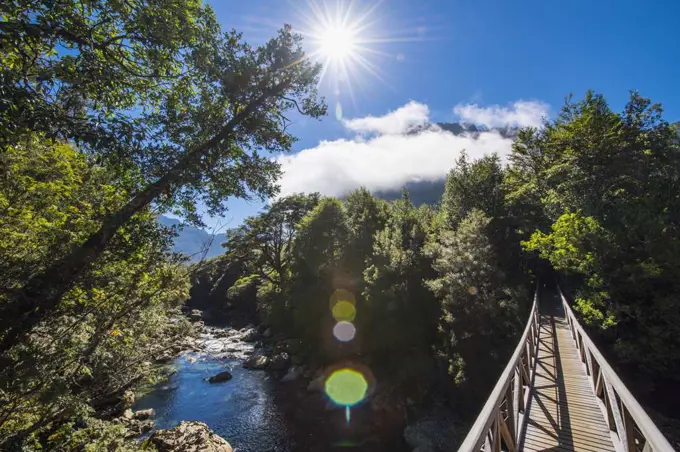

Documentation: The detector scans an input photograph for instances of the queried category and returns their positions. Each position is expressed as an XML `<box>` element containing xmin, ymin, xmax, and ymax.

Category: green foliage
<box><xmin>362</xmin><ymin>193</ymin><xmax>439</xmax><ymax>380</ymax></box>
<box><xmin>516</xmin><ymin>91</ymin><xmax>680</xmax><ymax>383</ymax></box>
<box><xmin>344</xmin><ymin>187</ymin><xmax>389</xmax><ymax>272</ymax></box>
<box><xmin>0</xmin><ymin>0</ymin><xmax>327</xmax><ymax>359</ymax></box>
<box><xmin>290</xmin><ymin>198</ymin><xmax>350</xmax><ymax>355</ymax></box>
<box><xmin>1</xmin><ymin>0</ymin><xmax>219</xmax><ymax>149</ymax></box>
<box><xmin>0</xmin><ymin>138</ymin><xmax>189</xmax><ymax>448</ymax></box>
<box><xmin>426</xmin><ymin>210</ymin><xmax>522</xmax><ymax>391</ymax></box>
<box><xmin>442</xmin><ymin>153</ymin><xmax>505</xmax><ymax>229</ymax></box>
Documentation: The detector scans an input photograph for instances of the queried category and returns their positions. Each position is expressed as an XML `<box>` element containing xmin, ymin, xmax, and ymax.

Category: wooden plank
<box><xmin>524</xmin><ymin>432</ymin><xmax>616</xmax><ymax>448</ymax></box>
<box><xmin>523</xmin><ymin>434</ymin><xmax>614</xmax><ymax>451</ymax></box>
<box><xmin>519</xmin><ymin>291</ymin><xmax>617</xmax><ymax>452</ymax></box>
<box><xmin>525</xmin><ymin>417</ymin><xmax>613</xmax><ymax>437</ymax></box>
<box><xmin>524</xmin><ymin>421</ymin><xmax>615</xmax><ymax>442</ymax></box>
<box><xmin>523</xmin><ymin>436</ymin><xmax>615</xmax><ymax>452</ymax></box>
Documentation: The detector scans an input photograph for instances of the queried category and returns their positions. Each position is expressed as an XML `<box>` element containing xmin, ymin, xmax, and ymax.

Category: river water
<box><xmin>134</xmin><ymin>326</ymin><xmax>296</xmax><ymax>451</ymax></box>
<box><xmin>134</xmin><ymin>326</ymin><xmax>413</xmax><ymax>451</ymax></box>
<box><xmin>134</xmin><ymin>353</ymin><xmax>295</xmax><ymax>451</ymax></box>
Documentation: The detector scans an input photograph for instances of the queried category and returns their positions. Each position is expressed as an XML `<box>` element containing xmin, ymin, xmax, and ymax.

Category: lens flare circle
<box><xmin>332</xmin><ymin>300</ymin><xmax>356</xmax><ymax>322</ymax></box>
<box><xmin>325</xmin><ymin>368</ymin><xmax>368</xmax><ymax>407</ymax></box>
<box><xmin>333</xmin><ymin>321</ymin><xmax>356</xmax><ymax>342</ymax></box>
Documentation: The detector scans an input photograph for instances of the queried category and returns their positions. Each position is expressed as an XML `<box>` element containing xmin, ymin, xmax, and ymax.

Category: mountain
<box><xmin>375</xmin><ymin>180</ymin><xmax>446</xmax><ymax>206</ymax></box>
<box><xmin>374</xmin><ymin>122</ymin><xmax>517</xmax><ymax>205</ymax></box>
<box><xmin>158</xmin><ymin>216</ymin><xmax>227</xmax><ymax>262</ymax></box>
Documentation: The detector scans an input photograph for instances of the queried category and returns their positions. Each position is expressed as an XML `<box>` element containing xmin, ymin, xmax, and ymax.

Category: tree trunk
<box><xmin>0</xmin><ymin>82</ymin><xmax>287</xmax><ymax>354</ymax></box>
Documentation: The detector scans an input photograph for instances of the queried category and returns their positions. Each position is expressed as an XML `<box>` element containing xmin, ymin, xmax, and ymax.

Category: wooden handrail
<box><xmin>457</xmin><ymin>284</ymin><xmax>540</xmax><ymax>452</ymax></box>
<box><xmin>556</xmin><ymin>284</ymin><xmax>675</xmax><ymax>452</ymax></box>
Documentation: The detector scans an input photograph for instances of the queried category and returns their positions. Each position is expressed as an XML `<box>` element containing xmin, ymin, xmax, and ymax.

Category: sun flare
<box><xmin>291</xmin><ymin>0</ymin><xmax>425</xmax><ymax>104</ymax></box>
<box><xmin>319</xmin><ymin>27</ymin><xmax>357</xmax><ymax>60</ymax></box>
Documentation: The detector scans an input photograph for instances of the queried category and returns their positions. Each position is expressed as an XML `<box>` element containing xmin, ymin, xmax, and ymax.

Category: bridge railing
<box><xmin>457</xmin><ymin>284</ymin><xmax>540</xmax><ymax>452</ymax></box>
<box><xmin>557</xmin><ymin>284</ymin><xmax>675</xmax><ymax>452</ymax></box>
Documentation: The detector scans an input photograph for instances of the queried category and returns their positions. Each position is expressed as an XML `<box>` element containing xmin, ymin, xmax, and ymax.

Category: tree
<box><xmin>426</xmin><ymin>210</ymin><xmax>521</xmax><ymax>395</ymax></box>
<box><xmin>344</xmin><ymin>187</ymin><xmax>389</xmax><ymax>271</ymax></box>
<box><xmin>0</xmin><ymin>137</ymin><xmax>190</xmax><ymax>448</ymax></box>
<box><xmin>442</xmin><ymin>153</ymin><xmax>505</xmax><ymax>230</ymax></box>
<box><xmin>518</xmin><ymin>91</ymin><xmax>680</xmax><ymax>384</ymax></box>
<box><xmin>289</xmin><ymin>198</ymin><xmax>349</xmax><ymax>359</ymax></box>
<box><xmin>220</xmin><ymin>193</ymin><xmax>320</xmax><ymax>329</ymax></box>
<box><xmin>1</xmin><ymin>0</ymin><xmax>218</xmax><ymax>149</ymax></box>
<box><xmin>362</xmin><ymin>192</ymin><xmax>438</xmax><ymax>381</ymax></box>
<box><xmin>0</xmin><ymin>16</ymin><xmax>327</xmax><ymax>353</ymax></box>
<box><xmin>227</xmin><ymin>193</ymin><xmax>321</xmax><ymax>288</ymax></box>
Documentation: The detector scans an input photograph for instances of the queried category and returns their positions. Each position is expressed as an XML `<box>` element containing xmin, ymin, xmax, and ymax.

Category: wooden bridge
<box><xmin>458</xmin><ymin>283</ymin><xmax>675</xmax><ymax>452</ymax></box>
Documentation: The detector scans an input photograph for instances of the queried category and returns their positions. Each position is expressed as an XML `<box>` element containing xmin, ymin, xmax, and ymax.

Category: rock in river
<box><xmin>133</xmin><ymin>408</ymin><xmax>154</xmax><ymax>420</ymax></box>
<box><xmin>150</xmin><ymin>421</ymin><xmax>233</xmax><ymax>452</ymax></box>
<box><xmin>243</xmin><ymin>354</ymin><xmax>269</xmax><ymax>370</ymax></box>
<box><xmin>208</xmin><ymin>371</ymin><xmax>233</xmax><ymax>383</ymax></box>
<box><xmin>189</xmin><ymin>309</ymin><xmax>203</xmax><ymax>321</ymax></box>
<box><xmin>268</xmin><ymin>352</ymin><xmax>290</xmax><ymax>371</ymax></box>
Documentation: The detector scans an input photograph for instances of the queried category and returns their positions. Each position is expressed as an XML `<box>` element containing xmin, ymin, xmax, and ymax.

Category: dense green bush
<box><xmin>0</xmin><ymin>138</ymin><xmax>190</xmax><ymax>448</ymax></box>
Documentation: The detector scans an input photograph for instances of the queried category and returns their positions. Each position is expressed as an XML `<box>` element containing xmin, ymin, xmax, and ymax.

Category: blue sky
<box><xmin>196</xmin><ymin>0</ymin><xmax>680</xmax><ymax>231</ymax></box>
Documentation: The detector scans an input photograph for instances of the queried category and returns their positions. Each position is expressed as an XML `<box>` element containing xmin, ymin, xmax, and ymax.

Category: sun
<box><xmin>319</xmin><ymin>26</ymin><xmax>357</xmax><ymax>60</ymax></box>
<box><xmin>297</xmin><ymin>0</ymin><xmax>384</xmax><ymax>92</ymax></box>
<box><xmin>291</xmin><ymin>0</ymin><xmax>425</xmax><ymax>104</ymax></box>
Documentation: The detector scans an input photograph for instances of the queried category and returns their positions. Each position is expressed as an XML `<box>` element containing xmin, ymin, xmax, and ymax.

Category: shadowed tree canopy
<box><xmin>0</xmin><ymin>0</ymin><xmax>327</xmax><ymax>355</ymax></box>
<box><xmin>520</xmin><ymin>91</ymin><xmax>680</xmax><ymax>383</ymax></box>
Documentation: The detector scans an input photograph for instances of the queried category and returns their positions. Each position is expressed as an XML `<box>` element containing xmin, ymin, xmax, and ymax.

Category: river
<box><xmin>134</xmin><ymin>326</ymin><xmax>298</xmax><ymax>451</ymax></box>
<box><xmin>134</xmin><ymin>353</ymin><xmax>295</xmax><ymax>451</ymax></box>
<box><xmin>134</xmin><ymin>325</ymin><xmax>414</xmax><ymax>451</ymax></box>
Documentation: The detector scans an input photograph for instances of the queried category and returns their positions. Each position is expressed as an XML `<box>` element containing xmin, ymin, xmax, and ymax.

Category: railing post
<box><xmin>517</xmin><ymin>366</ymin><xmax>525</xmax><ymax>413</ymax></box>
<box><xmin>493</xmin><ymin>412</ymin><xmax>501</xmax><ymax>452</ymax></box>
<box><xmin>622</xmin><ymin>402</ymin><xmax>638</xmax><ymax>452</ymax></box>
<box><xmin>505</xmin><ymin>380</ymin><xmax>515</xmax><ymax>444</ymax></box>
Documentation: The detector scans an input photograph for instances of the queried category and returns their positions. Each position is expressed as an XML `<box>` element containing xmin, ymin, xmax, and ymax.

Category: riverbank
<box><xmin>131</xmin><ymin>312</ymin><xmax>463</xmax><ymax>451</ymax></box>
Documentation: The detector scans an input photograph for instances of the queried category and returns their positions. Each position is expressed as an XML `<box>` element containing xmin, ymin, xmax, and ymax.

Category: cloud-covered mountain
<box><xmin>158</xmin><ymin>216</ymin><xmax>226</xmax><ymax>262</ymax></box>
<box><xmin>276</xmin><ymin>100</ymin><xmax>544</xmax><ymax>199</ymax></box>
<box><xmin>372</xmin><ymin>122</ymin><xmax>518</xmax><ymax>206</ymax></box>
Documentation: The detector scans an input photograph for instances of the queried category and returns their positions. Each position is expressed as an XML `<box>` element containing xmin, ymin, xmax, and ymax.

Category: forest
<box><xmin>1</xmin><ymin>0</ymin><xmax>679</xmax><ymax>450</ymax></box>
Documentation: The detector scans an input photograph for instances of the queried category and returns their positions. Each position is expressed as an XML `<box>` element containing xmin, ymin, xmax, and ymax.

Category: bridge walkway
<box><xmin>520</xmin><ymin>288</ymin><xmax>615</xmax><ymax>451</ymax></box>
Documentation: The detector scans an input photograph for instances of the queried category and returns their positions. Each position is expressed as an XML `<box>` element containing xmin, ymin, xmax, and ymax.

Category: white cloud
<box><xmin>343</xmin><ymin>101</ymin><xmax>429</xmax><ymax>135</ymax></box>
<box><xmin>277</xmin><ymin>130</ymin><xmax>513</xmax><ymax>198</ymax></box>
<box><xmin>453</xmin><ymin>100</ymin><xmax>549</xmax><ymax>128</ymax></box>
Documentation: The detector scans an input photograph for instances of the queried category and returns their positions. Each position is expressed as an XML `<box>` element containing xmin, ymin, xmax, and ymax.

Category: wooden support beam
<box><xmin>605</xmin><ymin>379</ymin><xmax>628</xmax><ymax>452</ymax></box>
<box><xmin>622</xmin><ymin>403</ymin><xmax>637</xmax><ymax>452</ymax></box>
<box><xmin>595</xmin><ymin>368</ymin><xmax>604</xmax><ymax>398</ymax></box>
<box><xmin>499</xmin><ymin>414</ymin><xmax>516</xmax><ymax>452</ymax></box>
<box><xmin>505</xmin><ymin>379</ymin><xmax>515</xmax><ymax>443</ymax></box>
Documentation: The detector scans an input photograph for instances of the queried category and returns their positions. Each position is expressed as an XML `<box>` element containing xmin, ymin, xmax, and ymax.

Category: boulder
<box><xmin>263</xmin><ymin>327</ymin><xmax>273</xmax><ymax>338</ymax></box>
<box><xmin>133</xmin><ymin>408</ymin><xmax>154</xmax><ymax>420</ymax></box>
<box><xmin>122</xmin><ymin>409</ymin><xmax>134</xmax><ymax>420</ymax></box>
<box><xmin>122</xmin><ymin>390</ymin><xmax>135</xmax><ymax>408</ymax></box>
<box><xmin>189</xmin><ymin>309</ymin><xmax>203</xmax><ymax>321</ymax></box>
<box><xmin>306</xmin><ymin>375</ymin><xmax>325</xmax><ymax>392</ymax></box>
<box><xmin>281</xmin><ymin>366</ymin><xmax>303</xmax><ymax>382</ymax></box>
<box><xmin>149</xmin><ymin>421</ymin><xmax>232</xmax><ymax>452</ymax></box>
<box><xmin>208</xmin><ymin>371</ymin><xmax>233</xmax><ymax>383</ymax></box>
<box><xmin>404</xmin><ymin>415</ymin><xmax>459</xmax><ymax>452</ymax></box>
<box><xmin>268</xmin><ymin>352</ymin><xmax>290</xmax><ymax>371</ymax></box>
<box><xmin>125</xmin><ymin>419</ymin><xmax>154</xmax><ymax>438</ymax></box>
<box><xmin>155</xmin><ymin>351</ymin><xmax>174</xmax><ymax>363</ymax></box>
<box><xmin>242</xmin><ymin>355</ymin><xmax>269</xmax><ymax>370</ymax></box>
<box><xmin>241</xmin><ymin>329</ymin><xmax>259</xmax><ymax>343</ymax></box>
